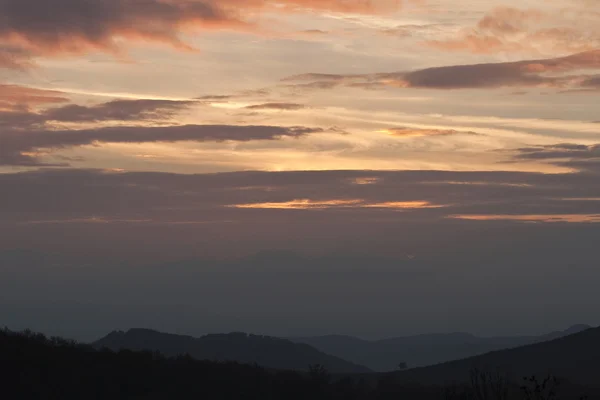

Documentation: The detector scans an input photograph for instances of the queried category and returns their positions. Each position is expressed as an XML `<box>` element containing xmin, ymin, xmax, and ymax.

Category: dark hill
<box><xmin>391</xmin><ymin>325</ymin><xmax>600</xmax><ymax>387</ymax></box>
<box><xmin>291</xmin><ymin>324</ymin><xmax>592</xmax><ymax>371</ymax></box>
<box><xmin>93</xmin><ymin>328</ymin><xmax>371</xmax><ymax>374</ymax></box>
<box><xmin>1</xmin><ymin>328</ymin><xmax>367</xmax><ymax>400</ymax></box>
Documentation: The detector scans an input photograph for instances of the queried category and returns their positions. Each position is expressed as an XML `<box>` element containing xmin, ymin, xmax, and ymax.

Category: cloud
<box><xmin>382</xmin><ymin>127</ymin><xmax>480</xmax><ymax>137</ymax></box>
<box><xmin>0</xmin><ymin>0</ymin><xmax>243</xmax><ymax>65</ymax></box>
<box><xmin>284</xmin><ymin>50</ymin><xmax>600</xmax><ymax>90</ymax></box>
<box><xmin>425</xmin><ymin>7</ymin><xmax>600</xmax><ymax>55</ymax></box>
<box><xmin>245</xmin><ymin>102</ymin><xmax>307</xmax><ymax>111</ymax></box>
<box><xmin>0</xmin><ymin>124</ymin><xmax>324</xmax><ymax>166</ymax></box>
<box><xmin>196</xmin><ymin>95</ymin><xmax>235</xmax><ymax>101</ymax></box>
<box><xmin>41</xmin><ymin>99</ymin><xmax>197</xmax><ymax>122</ymax></box>
<box><xmin>196</xmin><ymin>89</ymin><xmax>271</xmax><ymax>104</ymax></box>
<box><xmin>1</xmin><ymin>167</ymin><xmax>600</xmax><ymax>224</ymax></box>
<box><xmin>0</xmin><ymin>97</ymin><xmax>197</xmax><ymax>130</ymax></box>
<box><xmin>0</xmin><ymin>0</ymin><xmax>403</xmax><ymax>69</ymax></box>
<box><xmin>581</xmin><ymin>75</ymin><xmax>600</xmax><ymax>88</ymax></box>
<box><xmin>299</xmin><ymin>29</ymin><xmax>329</xmax><ymax>35</ymax></box>
<box><xmin>229</xmin><ymin>199</ymin><xmax>439</xmax><ymax>209</ymax></box>
<box><xmin>511</xmin><ymin>143</ymin><xmax>600</xmax><ymax>173</ymax></box>
<box><xmin>213</xmin><ymin>0</ymin><xmax>406</xmax><ymax>17</ymax></box>
<box><xmin>0</xmin><ymin>45</ymin><xmax>35</xmax><ymax>70</ymax></box>
<box><xmin>0</xmin><ymin>84</ymin><xmax>69</xmax><ymax>110</ymax></box>
<box><xmin>513</xmin><ymin>143</ymin><xmax>599</xmax><ymax>161</ymax></box>
<box><xmin>449</xmin><ymin>214</ymin><xmax>600</xmax><ymax>223</ymax></box>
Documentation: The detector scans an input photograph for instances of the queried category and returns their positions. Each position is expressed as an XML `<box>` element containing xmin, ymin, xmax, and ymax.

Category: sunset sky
<box><xmin>1</xmin><ymin>0</ymin><xmax>599</xmax><ymax>339</ymax></box>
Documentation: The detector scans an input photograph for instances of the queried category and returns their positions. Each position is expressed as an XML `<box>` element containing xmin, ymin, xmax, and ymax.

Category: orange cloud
<box><xmin>211</xmin><ymin>0</ymin><xmax>403</xmax><ymax>14</ymax></box>
<box><xmin>363</xmin><ymin>201</ymin><xmax>441</xmax><ymax>209</ymax></box>
<box><xmin>0</xmin><ymin>0</ymin><xmax>245</xmax><ymax>61</ymax></box>
<box><xmin>229</xmin><ymin>199</ymin><xmax>440</xmax><ymax>210</ymax></box>
<box><xmin>0</xmin><ymin>0</ymin><xmax>404</xmax><ymax>69</ymax></box>
<box><xmin>427</xmin><ymin>6</ymin><xmax>600</xmax><ymax>55</ymax></box>
<box><xmin>351</xmin><ymin>177</ymin><xmax>381</xmax><ymax>185</ymax></box>
<box><xmin>0</xmin><ymin>84</ymin><xmax>69</xmax><ymax>110</ymax></box>
<box><xmin>230</xmin><ymin>199</ymin><xmax>364</xmax><ymax>209</ymax></box>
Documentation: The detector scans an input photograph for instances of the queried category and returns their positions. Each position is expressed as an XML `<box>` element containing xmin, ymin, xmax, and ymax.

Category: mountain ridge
<box><xmin>290</xmin><ymin>324</ymin><xmax>593</xmax><ymax>372</ymax></box>
<box><xmin>93</xmin><ymin>328</ymin><xmax>372</xmax><ymax>374</ymax></box>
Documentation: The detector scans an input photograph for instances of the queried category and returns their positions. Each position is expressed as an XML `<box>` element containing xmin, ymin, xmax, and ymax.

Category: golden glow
<box><xmin>229</xmin><ymin>199</ymin><xmax>440</xmax><ymax>210</ymax></box>
<box><xmin>449</xmin><ymin>214</ymin><xmax>600</xmax><ymax>223</ymax></box>
<box><xmin>363</xmin><ymin>201</ymin><xmax>442</xmax><ymax>209</ymax></box>
<box><xmin>352</xmin><ymin>177</ymin><xmax>381</xmax><ymax>185</ymax></box>
<box><xmin>230</xmin><ymin>199</ymin><xmax>364</xmax><ymax>209</ymax></box>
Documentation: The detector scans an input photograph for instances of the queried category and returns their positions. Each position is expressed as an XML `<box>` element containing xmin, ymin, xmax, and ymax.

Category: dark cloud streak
<box><xmin>284</xmin><ymin>50</ymin><xmax>600</xmax><ymax>91</ymax></box>
<box><xmin>0</xmin><ymin>124</ymin><xmax>324</xmax><ymax>166</ymax></box>
<box><xmin>245</xmin><ymin>102</ymin><xmax>307</xmax><ymax>111</ymax></box>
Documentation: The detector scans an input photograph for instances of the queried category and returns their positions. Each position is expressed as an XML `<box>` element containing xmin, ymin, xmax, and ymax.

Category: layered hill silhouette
<box><xmin>290</xmin><ymin>324</ymin><xmax>591</xmax><ymax>371</ymax></box>
<box><xmin>5</xmin><ymin>326</ymin><xmax>600</xmax><ymax>400</ymax></box>
<box><xmin>390</xmin><ymin>325</ymin><xmax>600</xmax><ymax>387</ymax></box>
<box><xmin>93</xmin><ymin>328</ymin><xmax>371</xmax><ymax>373</ymax></box>
<box><xmin>2</xmin><ymin>328</ymin><xmax>361</xmax><ymax>400</ymax></box>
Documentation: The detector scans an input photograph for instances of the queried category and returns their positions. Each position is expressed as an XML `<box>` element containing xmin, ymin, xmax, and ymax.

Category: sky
<box><xmin>1</xmin><ymin>0</ymin><xmax>599</xmax><ymax>340</ymax></box>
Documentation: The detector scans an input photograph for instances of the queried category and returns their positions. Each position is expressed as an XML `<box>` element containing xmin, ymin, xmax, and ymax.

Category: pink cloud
<box><xmin>0</xmin><ymin>0</ymin><xmax>404</xmax><ymax>69</ymax></box>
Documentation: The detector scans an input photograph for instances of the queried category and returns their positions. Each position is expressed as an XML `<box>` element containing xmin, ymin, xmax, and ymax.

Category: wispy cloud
<box><xmin>0</xmin><ymin>84</ymin><xmax>68</xmax><ymax>110</ymax></box>
<box><xmin>382</xmin><ymin>127</ymin><xmax>480</xmax><ymax>137</ymax></box>
<box><xmin>449</xmin><ymin>214</ymin><xmax>600</xmax><ymax>223</ymax></box>
<box><xmin>426</xmin><ymin>6</ymin><xmax>600</xmax><ymax>55</ymax></box>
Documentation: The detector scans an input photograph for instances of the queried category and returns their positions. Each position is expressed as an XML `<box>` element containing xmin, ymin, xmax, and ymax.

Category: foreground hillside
<box><xmin>291</xmin><ymin>325</ymin><xmax>591</xmax><ymax>371</ymax></box>
<box><xmin>391</xmin><ymin>326</ymin><xmax>600</xmax><ymax>387</ymax></box>
<box><xmin>2</xmin><ymin>328</ymin><xmax>599</xmax><ymax>400</ymax></box>
<box><xmin>93</xmin><ymin>328</ymin><xmax>371</xmax><ymax>374</ymax></box>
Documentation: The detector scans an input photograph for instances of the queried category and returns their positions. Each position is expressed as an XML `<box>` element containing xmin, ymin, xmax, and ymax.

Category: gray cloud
<box><xmin>0</xmin><ymin>0</ymin><xmax>405</xmax><ymax>69</ymax></box>
<box><xmin>0</xmin><ymin>0</ymin><xmax>240</xmax><ymax>68</ymax></box>
<box><xmin>513</xmin><ymin>143</ymin><xmax>600</xmax><ymax>160</ymax></box>
<box><xmin>1</xmin><ymin>98</ymin><xmax>196</xmax><ymax>129</ymax></box>
<box><xmin>196</xmin><ymin>89</ymin><xmax>271</xmax><ymax>103</ymax></box>
<box><xmin>385</xmin><ymin>127</ymin><xmax>481</xmax><ymax>137</ymax></box>
<box><xmin>512</xmin><ymin>143</ymin><xmax>600</xmax><ymax>173</ymax></box>
<box><xmin>581</xmin><ymin>75</ymin><xmax>600</xmax><ymax>88</ymax></box>
<box><xmin>284</xmin><ymin>50</ymin><xmax>600</xmax><ymax>90</ymax></box>
<box><xmin>42</xmin><ymin>99</ymin><xmax>197</xmax><ymax>122</ymax></box>
<box><xmin>0</xmin><ymin>124</ymin><xmax>324</xmax><ymax>165</ymax></box>
<box><xmin>245</xmin><ymin>102</ymin><xmax>307</xmax><ymax>111</ymax></box>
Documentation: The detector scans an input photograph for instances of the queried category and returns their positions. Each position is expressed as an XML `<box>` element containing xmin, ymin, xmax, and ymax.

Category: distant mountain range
<box><xmin>91</xmin><ymin>324</ymin><xmax>594</xmax><ymax>376</ymax></box>
<box><xmin>92</xmin><ymin>329</ymin><xmax>371</xmax><ymax>374</ymax></box>
<box><xmin>391</xmin><ymin>325</ymin><xmax>600</xmax><ymax>387</ymax></box>
<box><xmin>290</xmin><ymin>324</ymin><xmax>592</xmax><ymax>372</ymax></box>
